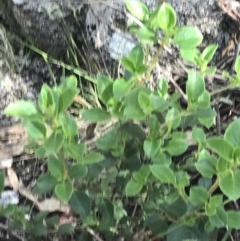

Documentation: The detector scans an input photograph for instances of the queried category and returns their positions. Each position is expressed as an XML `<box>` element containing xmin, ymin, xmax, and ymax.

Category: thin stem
<box><xmin>208</xmin><ymin>177</ymin><xmax>219</xmax><ymax>195</ymax></box>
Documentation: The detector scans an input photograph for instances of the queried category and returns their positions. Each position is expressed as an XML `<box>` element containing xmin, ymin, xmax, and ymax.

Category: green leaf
<box><xmin>58</xmin><ymin>224</ymin><xmax>74</xmax><ymax>235</ymax></box>
<box><xmin>149</xmin><ymin>94</ymin><xmax>168</xmax><ymax>112</ymax></box>
<box><xmin>48</xmin><ymin>156</ymin><xmax>65</xmax><ymax>180</ymax></box>
<box><xmin>186</xmin><ymin>71</ymin><xmax>205</xmax><ymax>103</ymax></box>
<box><xmin>165</xmin><ymin>139</ymin><xmax>188</xmax><ymax>156</ymax></box>
<box><xmin>0</xmin><ymin>171</ymin><xmax>5</xmax><ymax>195</ymax></box>
<box><xmin>135</xmin><ymin>64</ymin><xmax>148</xmax><ymax>74</ymax></box>
<box><xmin>44</xmin><ymin>132</ymin><xmax>64</xmax><ymax>155</ymax></box>
<box><xmin>60</xmin><ymin>114</ymin><xmax>78</xmax><ymax>141</ymax></box>
<box><xmin>157</xmin><ymin>79</ymin><xmax>169</xmax><ymax>98</ymax></box>
<box><xmin>69</xmin><ymin>191</ymin><xmax>91</xmax><ymax>218</ymax></box>
<box><xmin>205</xmin><ymin>66</ymin><xmax>217</xmax><ymax>75</ymax></box>
<box><xmin>207</xmin><ymin>138</ymin><xmax>234</xmax><ymax>162</ymax></box>
<box><xmin>157</xmin><ymin>2</ymin><xmax>176</xmax><ymax>33</ymax></box>
<box><xmin>144</xmin><ymin>215</ymin><xmax>168</xmax><ymax>236</ymax></box>
<box><xmin>150</xmin><ymin>165</ymin><xmax>176</xmax><ymax>184</ymax></box>
<box><xmin>175</xmin><ymin>171</ymin><xmax>189</xmax><ymax>188</ymax></box>
<box><xmin>206</xmin><ymin>195</ymin><xmax>223</xmax><ymax>216</ymax></box>
<box><xmin>38</xmin><ymin>83</ymin><xmax>55</xmax><ymax>116</ymax></box>
<box><xmin>217</xmin><ymin>157</ymin><xmax>229</xmax><ymax>174</ymax></box>
<box><xmin>34</xmin><ymin>174</ymin><xmax>57</xmax><ymax>194</ymax></box>
<box><xmin>82</xmin><ymin>152</ymin><xmax>104</xmax><ymax>165</ymax></box>
<box><xmin>26</xmin><ymin>120</ymin><xmax>46</xmax><ymax>140</ymax></box>
<box><xmin>219</xmin><ymin>171</ymin><xmax>240</xmax><ymax>200</ymax></box>
<box><xmin>209</xmin><ymin>207</ymin><xmax>227</xmax><ymax>228</ymax></box>
<box><xmin>125</xmin><ymin>0</ymin><xmax>149</xmax><ymax>21</ymax></box>
<box><xmin>173</xmin><ymin>26</ymin><xmax>203</xmax><ymax>49</ymax></box>
<box><xmin>192</xmin><ymin>127</ymin><xmax>206</xmax><ymax>144</ymax></box>
<box><xmin>68</xmin><ymin>143</ymin><xmax>86</xmax><ymax>162</ymax></box>
<box><xmin>224</xmin><ymin>119</ymin><xmax>240</xmax><ymax>148</ymax></box>
<box><xmin>97</xmin><ymin>74</ymin><xmax>113</xmax><ymax>97</ymax></box>
<box><xmin>189</xmin><ymin>186</ymin><xmax>209</xmax><ymax>206</ymax></box>
<box><xmin>4</xmin><ymin>100</ymin><xmax>38</xmax><ymax>118</ymax></box>
<box><xmin>143</xmin><ymin>139</ymin><xmax>161</xmax><ymax>159</ymax></box>
<box><xmin>227</xmin><ymin>211</ymin><xmax>240</xmax><ymax>229</ymax></box>
<box><xmin>165</xmin><ymin>108</ymin><xmax>181</xmax><ymax>131</ymax></box>
<box><xmin>128</xmin><ymin>44</ymin><xmax>144</xmax><ymax>66</ymax></box>
<box><xmin>197</xmin><ymin>90</ymin><xmax>210</xmax><ymax>108</ymax></box>
<box><xmin>60</xmin><ymin>75</ymin><xmax>77</xmax><ymax>90</ymax></box>
<box><xmin>121</xmin><ymin>57</ymin><xmax>135</xmax><ymax>73</ymax></box>
<box><xmin>68</xmin><ymin>164</ymin><xmax>88</xmax><ymax>180</ymax></box>
<box><xmin>196</xmin><ymin>158</ymin><xmax>216</xmax><ymax>178</ymax></box>
<box><xmin>130</xmin><ymin>26</ymin><xmax>158</xmax><ymax>43</ymax></box>
<box><xmin>125</xmin><ymin>178</ymin><xmax>143</xmax><ymax>196</ymax></box>
<box><xmin>138</xmin><ymin>91</ymin><xmax>152</xmax><ymax>113</ymax></box>
<box><xmin>113</xmin><ymin>78</ymin><xmax>133</xmax><ymax>100</ymax></box>
<box><xmin>201</xmin><ymin>44</ymin><xmax>218</xmax><ymax>63</ymax></box>
<box><xmin>55</xmin><ymin>180</ymin><xmax>73</xmax><ymax>202</ymax></box>
<box><xmin>59</xmin><ymin>88</ymin><xmax>79</xmax><ymax>113</ymax></box>
<box><xmin>82</xmin><ymin>108</ymin><xmax>111</xmax><ymax>122</ymax></box>
<box><xmin>234</xmin><ymin>55</ymin><xmax>240</xmax><ymax>78</ymax></box>
<box><xmin>180</xmin><ymin>48</ymin><xmax>200</xmax><ymax>65</ymax></box>
<box><xmin>99</xmin><ymin>198</ymin><xmax>114</xmax><ymax>218</ymax></box>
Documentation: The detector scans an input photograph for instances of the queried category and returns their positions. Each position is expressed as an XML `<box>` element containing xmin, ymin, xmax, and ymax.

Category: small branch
<box><xmin>85</xmin><ymin>227</ymin><xmax>104</xmax><ymax>241</ymax></box>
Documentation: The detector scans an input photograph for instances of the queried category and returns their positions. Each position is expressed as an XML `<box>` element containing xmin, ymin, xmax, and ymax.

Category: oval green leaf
<box><xmin>55</xmin><ymin>180</ymin><xmax>73</xmax><ymax>202</ymax></box>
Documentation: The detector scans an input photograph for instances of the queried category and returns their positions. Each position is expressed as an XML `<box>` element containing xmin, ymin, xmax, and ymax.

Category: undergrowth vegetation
<box><xmin>2</xmin><ymin>1</ymin><xmax>240</xmax><ymax>240</ymax></box>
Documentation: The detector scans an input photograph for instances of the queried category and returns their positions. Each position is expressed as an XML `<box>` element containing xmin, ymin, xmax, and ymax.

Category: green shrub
<box><xmin>3</xmin><ymin>1</ymin><xmax>240</xmax><ymax>240</ymax></box>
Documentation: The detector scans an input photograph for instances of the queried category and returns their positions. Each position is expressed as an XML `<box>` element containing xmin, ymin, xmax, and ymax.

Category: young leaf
<box><xmin>207</xmin><ymin>138</ymin><xmax>234</xmax><ymax>162</ymax></box>
<box><xmin>26</xmin><ymin>120</ymin><xmax>46</xmax><ymax>140</ymax></box>
<box><xmin>209</xmin><ymin>207</ymin><xmax>227</xmax><ymax>228</ymax></box>
<box><xmin>192</xmin><ymin>127</ymin><xmax>206</xmax><ymax>144</ymax></box>
<box><xmin>60</xmin><ymin>75</ymin><xmax>77</xmax><ymax>90</ymax></box>
<box><xmin>82</xmin><ymin>152</ymin><xmax>104</xmax><ymax>165</ymax></box>
<box><xmin>173</xmin><ymin>26</ymin><xmax>203</xmax><ymax>49</ymax></box>
<box><xmin>44</xmin><ymin>132</ymin><xmax>64</xmax><ymax>154</ymax></box>
<box><xmin>138</xmin><ymin>91</ymin><xmax>152</xmax><ymax>113</ymax></box>
<box><xmin>38</xmin><ymin>83</ymin><xmax>55</xmax><ymax>116</ymax></box>
<box><xmin>165</xmin><ymin>108</ymin><xmax>181</xmax><ymax>131</ymax></box>
<box><xmin>186</xmin><ymin>71</ymin><xmax>205</xmax><ymax>103</ymax></box>
<box><xmin>4</xmin><ymin>100</ymin><xmax>38</xmax><ymax>118</ymax></box>
<box><xmin>157</xmin><ymin>79</ymin><xmax>169</xmax><ymax>98</ymax></box>
<box><xmin>224</xmin><ymin>119</ymin><xmax>240</xmax><ymax>148</ymax></box>
<box><xmin>68</xmin><ymin>143</ymin><xmax>86</xmax><ymax>162</ymax></box>
<box><xmin>197</xmin><ymin>90</ymin><xmax>210</xmax><ymax>108</ymax></box>
<box><xmin>128</xmin><ymin>45</ymin><xmax>144</xmax><ymax>67</ymax></box>
<box><xmin>157</xmin><ymin>2</ymin><xmax>176</xmax><ymax>33</ymax></box>
<box><xmin>143</xmin><ymin>139</ymin><xmax>161</xmax><ymax>159</ymax></box>
<box><xmin>189</xmin><ymin>186</ymin><xmax>209</xmax><ymax>206</ymax></box>
<box><xmin>201</xmin><ymin>44</ymin><xmax>218</xmax><ymax>63</ymax></box>
<box><xmin>150</xmin><ymin>165</ymin><xmax>176</xmax><ymax>184</ymax></box>
<box><xmin>125</xmin><ymin>178</ymin><xmax>143</xmax><ymax>196</ymax></box>
<box><xmin>48</xmin><ymin>156</ymin><xmax>65</xmax><ymax>181</ymax></box>
<box><xmin>130</xmin><ymin>26</ymin><xmax>158</xmax><ymax>43</ymax></box>
<box><xmin>125</xmin><ymin>0</ymin><xmax>149</xmax><ymax>21</ymax></box>
<box><xmin>68</xmin><ymin>164</ymin><xmax>88</xmax><ymax>180</ymax></box>
<box><xmin>58</xmin><ymin>88</ymin><xmax>79</xmax><ymax>113</ymax></box>
<box><xmin>60</xmin><ymin>114</ymin><xmax>78</xmax><ymax>141</ymax></box>
<box><xmin>82</xmin><ymin>108</ymin><xmax>111</xmax><ymax>122</ymax></box>
<box><xmin>113</xmin><ymin>78</ymin><xmax>134</xmax><ymax>100</ymax></box>
<box><xmin>180</xmin><ymin>48</ymin><xmax>200</xmax><ymax>65</ymax></box>
<box><xmin>165</xmin><ymin>139</ymin><xmax>188</xmax><ymax>156</ymax></box>
<box><xmin>55</xmin><ymin>180</ymin><xmax>73</xmax><ymax>202</ymax></box>
<box><xmin>97</xmin><ymin>74</ymin><xmax>113</xmax><ymax>97</ymax></box>
<box><xmin>196</xmin><ymin>159</ymin><xmax>216</xmax><ymax>178</ymax></box>
<box><xmin>121</xmin><ymin>57</ymin><xmax>135</xmax><ymax>73</ymax></box>
<box><xmin>219</xmin><ymin>171</ymin><xmax>240</xmax><ymax>200</ymax></box>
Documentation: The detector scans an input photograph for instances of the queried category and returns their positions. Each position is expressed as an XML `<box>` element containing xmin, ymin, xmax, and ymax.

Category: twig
<box><xmin>85</xmin><ymin>227</ymin><xmax>104</xmax><ymax>241</ymax></box>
